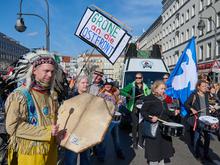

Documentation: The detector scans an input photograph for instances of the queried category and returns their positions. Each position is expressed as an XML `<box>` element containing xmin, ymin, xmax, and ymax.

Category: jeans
<box><xmin>0</xmin><ymin>96</ymin><xmax>3</xmax><ymax>111</ymax></box>
<box><xmin>131</xmin><ymin>106</ymin><xmax>144</xmax><ymax>146</ymax></box>
<box><xmin>194</xmin><ymin>129</ymin><xmax>210</xmax><ymax>156</ymax></box>
<box><xmin>64</xmin><ymin>149</ymin><xmax>90</xmax><ymax>165</ymax></box>
<box><xmin>111</xmin><ymin>122</ymin><xmax>122</xmax><ymax>152</ymax></box>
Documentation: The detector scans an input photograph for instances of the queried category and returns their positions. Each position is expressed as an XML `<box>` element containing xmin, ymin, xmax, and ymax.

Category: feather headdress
<box><xmin>6</xmin><ymin>49</ymin><xmax>65</xmax><ymax>94</ymax></box>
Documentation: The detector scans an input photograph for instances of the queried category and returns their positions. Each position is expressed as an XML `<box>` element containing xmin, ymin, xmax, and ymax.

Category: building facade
<box><xmin>0</xmin><ymin>32</ymin><xmax>29</xmax><ymax>73</ymax></box>
<box><xmin>77</xmin><ymin>54</ymin><xmax>124</xmax><ymax>85</ymax></box>
<box><xmin>137</xmin><ymin>0</ymin><xmax>220</xmax><ymax>81</ymax></box>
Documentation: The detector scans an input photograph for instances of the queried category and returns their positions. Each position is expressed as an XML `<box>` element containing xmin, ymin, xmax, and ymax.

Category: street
<box><xmin>91</xmin><ymin>126</ymin><xmax>220</xmax><ymax>165</ymax></box>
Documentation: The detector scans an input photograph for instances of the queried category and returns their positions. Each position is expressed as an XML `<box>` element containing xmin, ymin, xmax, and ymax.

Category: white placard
<box><xmin>75</xmin><ymin>7</ymin><xmax>131</xmax><ymax>64</ymax></box>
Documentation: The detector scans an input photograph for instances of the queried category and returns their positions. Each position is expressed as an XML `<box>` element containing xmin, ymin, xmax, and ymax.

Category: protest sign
<box><xmin>75</xmin><ymin>7</ymin><xmax>131</xmax><ymax>64</ymax></box>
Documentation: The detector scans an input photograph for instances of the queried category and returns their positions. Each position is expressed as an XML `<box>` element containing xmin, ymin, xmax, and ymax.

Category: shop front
<box><xmin>197</xmin><ymin>60</ymin><xmax>220</xmax><ymax>83</ymax></box>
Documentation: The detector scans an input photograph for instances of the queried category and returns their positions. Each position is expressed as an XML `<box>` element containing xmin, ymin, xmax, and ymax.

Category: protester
<box><xmin>163</xmin><ymin>73</ymin><xmax>180</xmax><ymax>123</ymax></box>
<box><xmin>208</xmin><ymin>84</ymin><xmax>220</xmax><ymax>107</ymax></box>
<box><xmin>120</xmin><ymin>72</ymin><xmax>151</xmax><ymax>149</ymax></box>
<box><xmin>64</xmin><ymin>75</ymin><xmax>91</xmax><ymax>165</ymax></box>
<box><xmin>184</xmin><ymin>80</ymin><xmax>212</xmax><ymax>162</ymax></box>
<box><xmin>89</xmin><ymin>68</ymin><xmax>104</xmax><ymax>96</ymax></box>
<box><xmin>198</xmin><ymin>73</ymin><xmax>210</xmax><ymax>83</ymax></box>
<box><xmin>96</xmin><ymin>78</ymin><xmax>125</xmax><ymax>161</ymax></box>
<box><xmin>163</xmin><ymin>73</ymin><xmax>173</xmax><ymax>105</ymax></box>
<box><xmin>141</xmin><ymin>80</ymin><xmax>176</xmax><ymax>165</ymax></box>
<box><xmin>5</xmin><ymin>50</ymin><xmax>64</xmax><ymax>165</ymax></box>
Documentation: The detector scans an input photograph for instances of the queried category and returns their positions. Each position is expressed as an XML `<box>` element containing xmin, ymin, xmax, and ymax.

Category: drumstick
<box><xmin>149</xmin><ymin>115</ymin><xmax>168</xmax><ymax>124</ymax></box>
<box><xmin>127</xmin><ymin>94</ymin><xmax>144</xmax><ymax>100</ymax></box>
<box><xmin>135</xmin><ymin>94</ymin><xmax>143</xmax><ymax>98</ymax></box>
<box><xmin>189</xmin><ymin>108</ymin><xmax>206</xmax><ymax>116</ymax></box>
<box><xmin>64</xmin><ymin>108</ymin><xmax>75</xmax><ymax>129</ymax></box>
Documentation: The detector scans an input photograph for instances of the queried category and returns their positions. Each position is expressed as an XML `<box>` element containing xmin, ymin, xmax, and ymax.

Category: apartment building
<box><xmin>77</xmin><ymin>54</ymin><xmax>124</xmax><ymax>85</ymax></box>
<box><xmin>0</xmin><ymin>32</ymin><xmax>29</xmax><ymax>73</ymax></box>
<box><xmin>137</xmin><ymin>0</ymin><xmax>220</xmax><ymax>80</ymax></box>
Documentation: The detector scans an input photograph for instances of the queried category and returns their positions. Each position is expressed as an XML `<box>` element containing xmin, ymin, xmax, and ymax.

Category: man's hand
<box><xmin>51</xmin><ymin>124</ymin><xmax>59</xmax><ymax>136</ymax></box>
<box><xmin>191</xmin><ymin>108</ymin><xmax>198</xmax><ymax>115</ymax></box>
<box><xmin>56</xmin><ymin>129</ymin><xmax>67</xmax><ymax>144</ymax></box>
<box><xmin>174</xmin><ymin>109</ymin><xmax>180</xmax><ymax>116</ymax></box>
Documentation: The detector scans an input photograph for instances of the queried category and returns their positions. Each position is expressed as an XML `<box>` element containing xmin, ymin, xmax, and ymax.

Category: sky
<box><xmin>0</xmin><ymin>0</ymin><xmax>162</xmax><ymax>56</ymax></box>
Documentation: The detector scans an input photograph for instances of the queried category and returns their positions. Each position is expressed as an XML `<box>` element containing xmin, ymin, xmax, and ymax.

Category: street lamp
<box><xmin>197</xmin><ymin>4</ymin><xmax>218</xmax><ymax>82</ymax></box>
<box><xmin>15</xmin><ymin>0</ymin><xmax>50</xmax><ymax>51</ymax></box>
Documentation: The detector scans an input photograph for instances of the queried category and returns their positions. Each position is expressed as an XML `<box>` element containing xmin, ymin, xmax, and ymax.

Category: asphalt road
<box><xmin>1</xmin><ymin>110</ymin><xmax>220</xmax><ymax>165</ymax></box>
<box><xmin>91</xmin><ymin>126</ymin><xmax>220</xmax><ymax>165</ymax></box>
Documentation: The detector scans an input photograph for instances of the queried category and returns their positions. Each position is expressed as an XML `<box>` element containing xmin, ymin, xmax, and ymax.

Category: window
<box><xmin>169</xmin><ymin>40</ymin><xmax>172</xmax><ymax>49</ymax></box>
<box><xmin>176</xmin><ymin>17</ymin><xmax>179</xmax><ymax>28</ymax></box>
<box><xmin>207</xmin><ymin>43</ymin><xmax>211</xmax><ymax>58</ymax></box>
<box><xmin>181</xmin><ymin>14</ymin><xmax>184</xmax><ymax>25</ymax></box>
<box><xmin>217</xmin><ymin>12</ymin><xmax>220</xmax><ymax>27</ymax></box>
<box><xmin>186</xmin><ymin>9</ymin><xmax>189</xmax><ymax>21</ymax></box>
<box><xmin>207</xmin><ymin>0</ymin><xmax>211</xmax><ymax>5</ymax></box>
<box><xmin>176</xmin><ymin>0</ymin><xmax>179</xmax><ymax>9</ymax></box>
<box><xmin>176</xmin><ymin>34</ymin><xmax>179</xmax><ymax>45</ymax></box>
<box><xmin>172</xmin><ymin>21</ymin><xmax>175</xmax><ymax>31</ymax></box>
<box><xmin>167</xmin><ymin>57</ymin><xmax>170</xmax><ymax>66</ymax></box>
<box><xmin>181</xmin><ymin>0</ymin><xmax>184</xmax><ymax>5</ymax></box>
<box><xmin>171</xmin><ymin>56</ymin><xmax>174</xmax><ymax>65</ymax></box>
<box><xmin>199</xmin><ymin>0</ymin><xmax>204</xmax><ymax>11</ymax></box>
<box><xmin>199</xmin><ymin>29</ymin><xmax>203</xmax><ymax>36</ymax></box>
<box><xmin>186</xmin><ymin>29</ymin><xmax>189</xmax><ymax>40</ymax></box>
<box><xmin>180</xmin><ymin>32</ymin><xmax>184</xmax><ymax>43</ymax></box>
<box><xmin>169</xmin><ymin>24</ymin><xmax>172</xmax><ymax>33</ymax></box>
<box><xmin>207</xmin><ymin>17</ymin><xmax>212</xmax><ymax>32</ymax></box>
<box><xmin>163</xmin><ymin>16</ymin><xmax>166</xmax><ymax>22</ymax></box>
<box><xmin>217</xmin><ymin>40</ymin><xmax>220</xmax><ymax>56</ymax></box>
<box><xmin>175</xmin><ymin>54</ymin><xmax>179</xmax><ymax>63</ymax></box>
<box><xmin>192</xmin><ymin>25</ymin><xmax>195</xmax><ymax>37</ymax></box>
<box><xmin>199</xmin><ymin>45</ymin><xmax>203</xmax><ymax>60</ymax></box>
<box><xmin>192</xmin><ymin>5</ymin><xmax>195</xmax><ymax>17</ymax></box>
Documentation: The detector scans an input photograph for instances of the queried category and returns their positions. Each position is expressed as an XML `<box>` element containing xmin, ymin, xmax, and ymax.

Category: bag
<box><xmin>143</xmin><ymin>120</ymin><xmax>159</xmax><ymax>138</ymax></box>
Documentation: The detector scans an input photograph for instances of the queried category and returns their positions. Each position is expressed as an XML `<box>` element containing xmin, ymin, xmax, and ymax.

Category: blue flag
<box><xmin>166</xmin><ymin>37</ymin><xmax>198</xmax><ymax>117</ymax></box>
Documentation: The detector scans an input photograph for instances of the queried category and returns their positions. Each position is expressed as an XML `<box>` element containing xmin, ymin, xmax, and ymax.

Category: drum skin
<box><xmin>160</xmin><ymin>122</ymin><xmax>184</xmax><ymax>137</ymax></box>
<box><xmin>57</xmin><ymin>93</ymin><xmax>115</xmax><ymax>153</ymax></box>
<box><xmin>199</xmin><ymin>115</ymin><xmax>219</xmax><ymax>132</ymax></box>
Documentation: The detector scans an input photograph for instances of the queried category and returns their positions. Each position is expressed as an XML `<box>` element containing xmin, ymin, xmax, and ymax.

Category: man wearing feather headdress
<box><xmin>5</xmin><ymin>49</ymin><xmax>64</xmax><ymax>165</ymax></box>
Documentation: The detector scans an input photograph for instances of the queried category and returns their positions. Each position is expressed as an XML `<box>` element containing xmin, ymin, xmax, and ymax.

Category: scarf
<box><xmin>31</xmin><ymin>80</ymin><xmax>51</xmax><ymax>93</ymax></box>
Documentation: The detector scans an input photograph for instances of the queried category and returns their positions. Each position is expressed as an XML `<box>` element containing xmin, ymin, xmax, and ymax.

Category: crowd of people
<box><xmin>0</xmin><ymin>50</ymin><xmax>220</xmax><ymax>165</ymax></box>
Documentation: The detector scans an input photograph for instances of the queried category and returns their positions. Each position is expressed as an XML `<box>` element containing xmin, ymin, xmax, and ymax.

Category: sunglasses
<box><xmin>163</xmin><ymin>77</ymin><xmax>168</xmax><ymax>79</ymax></box>
<box><xmin>136</xmin><ymin>77</ymin><xmax>142</xmax><ymax>79</ymax></box>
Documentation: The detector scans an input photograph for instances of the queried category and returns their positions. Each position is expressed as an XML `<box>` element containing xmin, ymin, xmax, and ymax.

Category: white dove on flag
<box><xmin>172</xmin><ymin>49</ymin><xmax>197</xmax><ymax>91</ymax></box>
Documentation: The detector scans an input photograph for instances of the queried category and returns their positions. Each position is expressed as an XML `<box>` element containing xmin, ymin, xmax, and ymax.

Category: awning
<box><xmin>211</xmin><ymin>60</ymin><xmax>220</xmax><ymax>73</ymax></box>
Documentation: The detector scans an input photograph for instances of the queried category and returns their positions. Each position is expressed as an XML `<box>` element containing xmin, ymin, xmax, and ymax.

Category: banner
<box><xmin>166</xmin><ymin>37</ymin><xmax>198</xmax><ymax>117</ymax></box>
<box><xmin>75</xmin><ymin>7</ymin><xmax>131</xmax><ymax>64</ymax></box>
